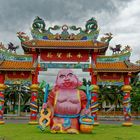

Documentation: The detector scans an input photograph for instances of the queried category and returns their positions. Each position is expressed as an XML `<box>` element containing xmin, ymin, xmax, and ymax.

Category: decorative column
<box><xmin>121</xmin><ymin>74</ymin><xmax>133</xmax><ymax>126</ymax></box>
<box><xmin>90</xmin><ymin>52</ymin><xmax>99</xmax><ymax>125</ymax></box>
<box><xmin>28</xmin><ymin>51</ymin><xmax>39</xmax><ymax>124</ymax></box>
<box><xmin>91</xmin><ymin>73</ymin><xmax>99</xmax><ymax>126</ymax></box>
<box><xmin>0</xmin><ymin>72</ymin><xmax>6</xmax><ymax>124</ymax></box>
<box><xmin>29</xmin><ymin>72</ymin><xmax>39</xmax><ymax>124</ymax></box>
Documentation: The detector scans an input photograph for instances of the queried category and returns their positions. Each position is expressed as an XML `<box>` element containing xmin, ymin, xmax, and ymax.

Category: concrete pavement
<box><xmin>3</xmin><ymin>116</ymin><xmax>140</xmax><ymax>125</ymax></box>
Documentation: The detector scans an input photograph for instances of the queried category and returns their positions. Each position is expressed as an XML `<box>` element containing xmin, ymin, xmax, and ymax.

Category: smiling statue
<box><xmin>43</xmin><ymin>69</ymin><xmax>90</xmax><ymax>134</ymax></box>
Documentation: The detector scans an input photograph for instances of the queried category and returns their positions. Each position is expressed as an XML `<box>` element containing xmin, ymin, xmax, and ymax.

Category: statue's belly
<box><xmin>54</xmin><ymin>90</ymin><xmax>81</xmax><ymax>115</ymax></box>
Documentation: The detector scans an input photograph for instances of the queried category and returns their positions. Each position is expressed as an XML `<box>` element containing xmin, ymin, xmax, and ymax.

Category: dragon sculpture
<box><xmin>32</xmin><ymin>16</ymin><xmax>46</xmax><ymax>32</ymax></box>
<box><xmin>31</xmin><ymin>17</ymin><xmax>99</xmax><ymax>40</ymax></box>
<box><xmin>121</xmin><ymin>45</ymin><xmax>132</xmax><ymax>53</ymax></box>
<box><xmin>110</xmin><ymin>44</ymin><xmax>122</xmax><ymax>54</ymax></box>
<box><xmin>100</xmin><ymin>33</ymin><xmax>113</xmax><ymax>43</ymax></box>
<box><xmin>17</xmin><ymin>32</ymin><xmax>30</xmax><ymax>42</ymax></box>
<box><xmin>110</xmin><ymin>44</ymin><xmax>132</xmax><ymax>55</ymax></box>
<box><xmin>70</xmin><ymin>17</ymin><xmax>99</xmax><ymax>40</ymax></box>
<box><xmin>31</xmin><ymin>16</ymin><xmax>60</xmax><ymax>40</ymax></box>
<box><xmin>7</xmin><ymin>42</ymin><xmax>19</xmax><ymax>53</ymax></box>
<box><xmin>0</xmin><ymin>42</ymin><xmax>7</xmax><ymax>51</ymax></box>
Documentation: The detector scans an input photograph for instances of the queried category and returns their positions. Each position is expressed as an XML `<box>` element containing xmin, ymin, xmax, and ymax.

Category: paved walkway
<box><xmin>3</xmin><ymin>117</ymin><xmax>140</xmax><ymax>125</ymax></box>
<box><xmin>100</xmin><ymin>120</ymin><xmax>140</xmax><ymax>125</ymax></box>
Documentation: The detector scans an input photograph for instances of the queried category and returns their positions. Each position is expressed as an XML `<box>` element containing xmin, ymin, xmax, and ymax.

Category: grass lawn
<box><xmin>0</xmin><ymin>124</ymin><xmax>140</xmax><ymax>140</ymax></box>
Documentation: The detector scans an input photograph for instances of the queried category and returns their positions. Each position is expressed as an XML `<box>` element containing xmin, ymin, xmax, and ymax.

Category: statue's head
<box><xmin>55</xmin><ymin>69</ymin><xmax>82</xmax><ymax>89</ymax></box>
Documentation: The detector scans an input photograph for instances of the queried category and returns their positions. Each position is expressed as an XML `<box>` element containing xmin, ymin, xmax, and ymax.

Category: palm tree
<box><xmin>4</xmin><ymin>82</ymin><xmax>31</xmax><ymax>116</ymax></box>
<box><xmin>98</xmin><ymin>85</ymin><xmax>123</xmax><ymax>114</ymax></box>
<box><xmin>4</xmin><ymin>84</ymin><xmax>18</xmax><ymax>114</ymax></box>
<box><xmin>37</xmin><ymin>87</ymin><xmax>44</xmax><ymax>113</ymax></box>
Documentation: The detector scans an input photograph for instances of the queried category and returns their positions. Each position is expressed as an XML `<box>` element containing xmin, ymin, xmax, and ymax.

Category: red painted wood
<box><xmin>6</xmin><ymin>72</ymin><xmax>30</xmax><ymax>79</ymax></box>
<box><xmin>0</xmin><ymin>73</ymin><xmax>5</xmax><ymax>121</ymax></box>
<box><xmin>91</xmin><ymin>92</ymin><xmax>98</xmax><ymax>121</ymax></box>
<box><xmin>30</xmin><ymin>91</ymin><xmax>38</xmax><ymax>121</ymax></box>
<box><xmin>124</xmin><ymin>74</ymin><xmax>130</xmax><ymax>85</ymax></box>
<box><xmin>99</xmin><ymin>73</ymin><xmax>122</xmax><ymax>80</ymax></box>
<box><xmin>32</xmin><ymin>52</ymin><xmax>38</xmax><ymax>62</ymax></box>
<box><xmin>91</xmin><ymin>74</ymin><xmax>97</xmax><ymax>85</ymax></box>
<box><xmin>91</xmin><ymin>52</ymin><xmax>97</xmax><ymax>64</ymax></box>
<box><xmin>0</xmin><ymin>73</ymin><xmax>5</xmax><ymax>83</ymax></box>
<box><xmin>32</xmin><ymin>73</ymin><xmax>38</xmax><ymax>84</ymax></box>
<box><xmin>40</xmin><ymin>50</ymin><xmax>89</xmax><ymax>62</ymax></box>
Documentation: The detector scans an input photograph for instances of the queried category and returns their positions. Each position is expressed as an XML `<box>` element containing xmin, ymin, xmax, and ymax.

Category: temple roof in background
<box><xmin>0</xmin><ymin>17</ymin><xmax>139</xmax><ymax>73</ymax></box>
<box><xmin>0</xmin><ymin>46</ymin><xmax>35</xmax><ymax>71</ymax></box>
<box><xmin>22</xmin><ymin>40</ymin><xmax>108</xmax><ymax>49</ymax></box>
<box><xmin>94</xmin><ymin>61</ymin><xmax>140</xmax><ymax>72</ymax></box>
<box><xmin>17</xmin><ymin>17</ymin><xmax>112</xmax><ymax>54</ymax></box>
<box><xmin>0</xmin><ymin>61</ymin><xmax>34</xmax><ymax>71</ymax></box>
<box><xmin>93</xmin><ymin>52</ymin><xmax>140</xmax><ymax>72</ymax></box>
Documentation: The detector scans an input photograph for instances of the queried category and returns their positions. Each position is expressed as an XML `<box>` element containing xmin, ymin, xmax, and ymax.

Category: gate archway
<box><xmin>0</xmin><ymin>17</ymin><xmax>140</xmax><ymax>126</ymax></box>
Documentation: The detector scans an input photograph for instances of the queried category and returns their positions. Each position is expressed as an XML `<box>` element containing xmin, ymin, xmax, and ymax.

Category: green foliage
<box><xmin>98</xmin><ymin>85</ymin><xmax>123</xmax><ymax>110</ymax></box>
<box><xmin>37</xmin><ymin>88</ymin><xmax>44</xmax><ymax>108</ymax></box>
<box><xmin>131</xmin><ymin>76</ymin><xmax>140</xmax><ymax>113</ymax></box>
<box><xmin>39</xmin><ymin>80</ymin><xmax>46</xmax><ymax>89</ymax></box>
<box><xmin>97</xmin><ymin>74</ymin><xmax>140</xmax><ymax>113</ymax></box>
<box><xmin>4</xmin><ymin>83</ymin><xmax>31</xmax><ymax>113</ymax></box>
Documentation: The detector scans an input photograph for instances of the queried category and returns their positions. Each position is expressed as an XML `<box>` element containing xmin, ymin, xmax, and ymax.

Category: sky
<box><xmin>0</xmin><ymin>0</ymin><xmax>140</xmax><ymax>82</ymax></box>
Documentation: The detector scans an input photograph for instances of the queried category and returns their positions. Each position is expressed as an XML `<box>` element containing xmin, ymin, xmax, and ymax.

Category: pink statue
<box><xmin>43</xmin><ymin>69</ymin><xmax>90</xmax><ymax>134</ymax></box>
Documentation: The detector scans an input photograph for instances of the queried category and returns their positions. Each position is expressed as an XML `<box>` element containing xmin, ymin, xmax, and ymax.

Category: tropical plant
<box><xmin>130</xmin><ymin>75</ymin><xmax>140</xmax><ymax>114</ymax></box>
<box><xmin>98</xmin><ymin>85</ymin><xmax>123</xmax><ymax>112</ymax></box>
<box><xmin>37</xmin><ymin>87</ymin><xmax>44</xmax><ymax>113</ymax></box>
<box><xmin>4</xmin><ymin>82</ymin><xmax>31</xmax><ymax>115</ymax></box>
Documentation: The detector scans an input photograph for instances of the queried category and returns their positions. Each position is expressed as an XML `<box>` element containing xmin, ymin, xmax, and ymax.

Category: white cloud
<box><xmin>0</xmin><ymin>0</ymin><xmax>139</xmax><ymax>83</ymax></box>
<box><xmin>101</xmin><ymin>0</ymin><xmax>140</xmax><ymax>62</ymax></box>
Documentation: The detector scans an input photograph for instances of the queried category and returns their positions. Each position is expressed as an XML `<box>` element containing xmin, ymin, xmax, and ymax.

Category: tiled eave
<box><xmin>93</xmin><ymin>68</ymin><xmax>140</xmax><ymax>73</ymax></box>
<box><xmin>0</xmin><ymin>60</ymin><xmax>35</xmax><ymax>71</ymax></box>
<box><xmin>93</xmin><ymin>61</ymin><xmax>140</xmax><ymax>73</ymax></box>
<box><xmin>21</xmin><ymin>39</ymin><xmax>108</xmax><ymax>50</ymax></box>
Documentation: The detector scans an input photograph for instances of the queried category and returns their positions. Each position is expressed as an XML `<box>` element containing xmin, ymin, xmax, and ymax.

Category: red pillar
<box><xmin>90</xmin><ymin>52</ymin><xmax>99</xmax><ymax>125</ymax></box>
<box><xmin>29</xmin><ymin>52</ymin><xmax>39</xmax><ymax>124</ymax></box>
<box><xmin>0</xmin><ymin>72</ymin><xmax>6</xmax><ymax>124</ymax></box>
<box><xmin>122</xmin><ymin>73</ymin><xmax>132</xmax><ymax>126</ymax></box>
<box><xmin>91</xmin><ymin>73</ymin><xmax>99</xmax><ymax>125</ymax></box>
<box><xmin>32</xmin><ymin>52</ymin><xmax>38</xmax><ymax>63</ymax></box>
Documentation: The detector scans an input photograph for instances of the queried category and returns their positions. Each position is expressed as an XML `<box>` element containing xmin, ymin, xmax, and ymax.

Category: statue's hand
<box><xmin>81</xmin><ymin>108</ymin><xmax>91</xmax><ymax>116</ymax></box>
<box><xmin>42</xmin><ymin>102</ymin><xmax>54</xmax><ymax>119</ymax></box>
<box><xmin>42</xmin><ymin>103</ymin><xmax>48</xmax><ymax>109</ymax></box>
